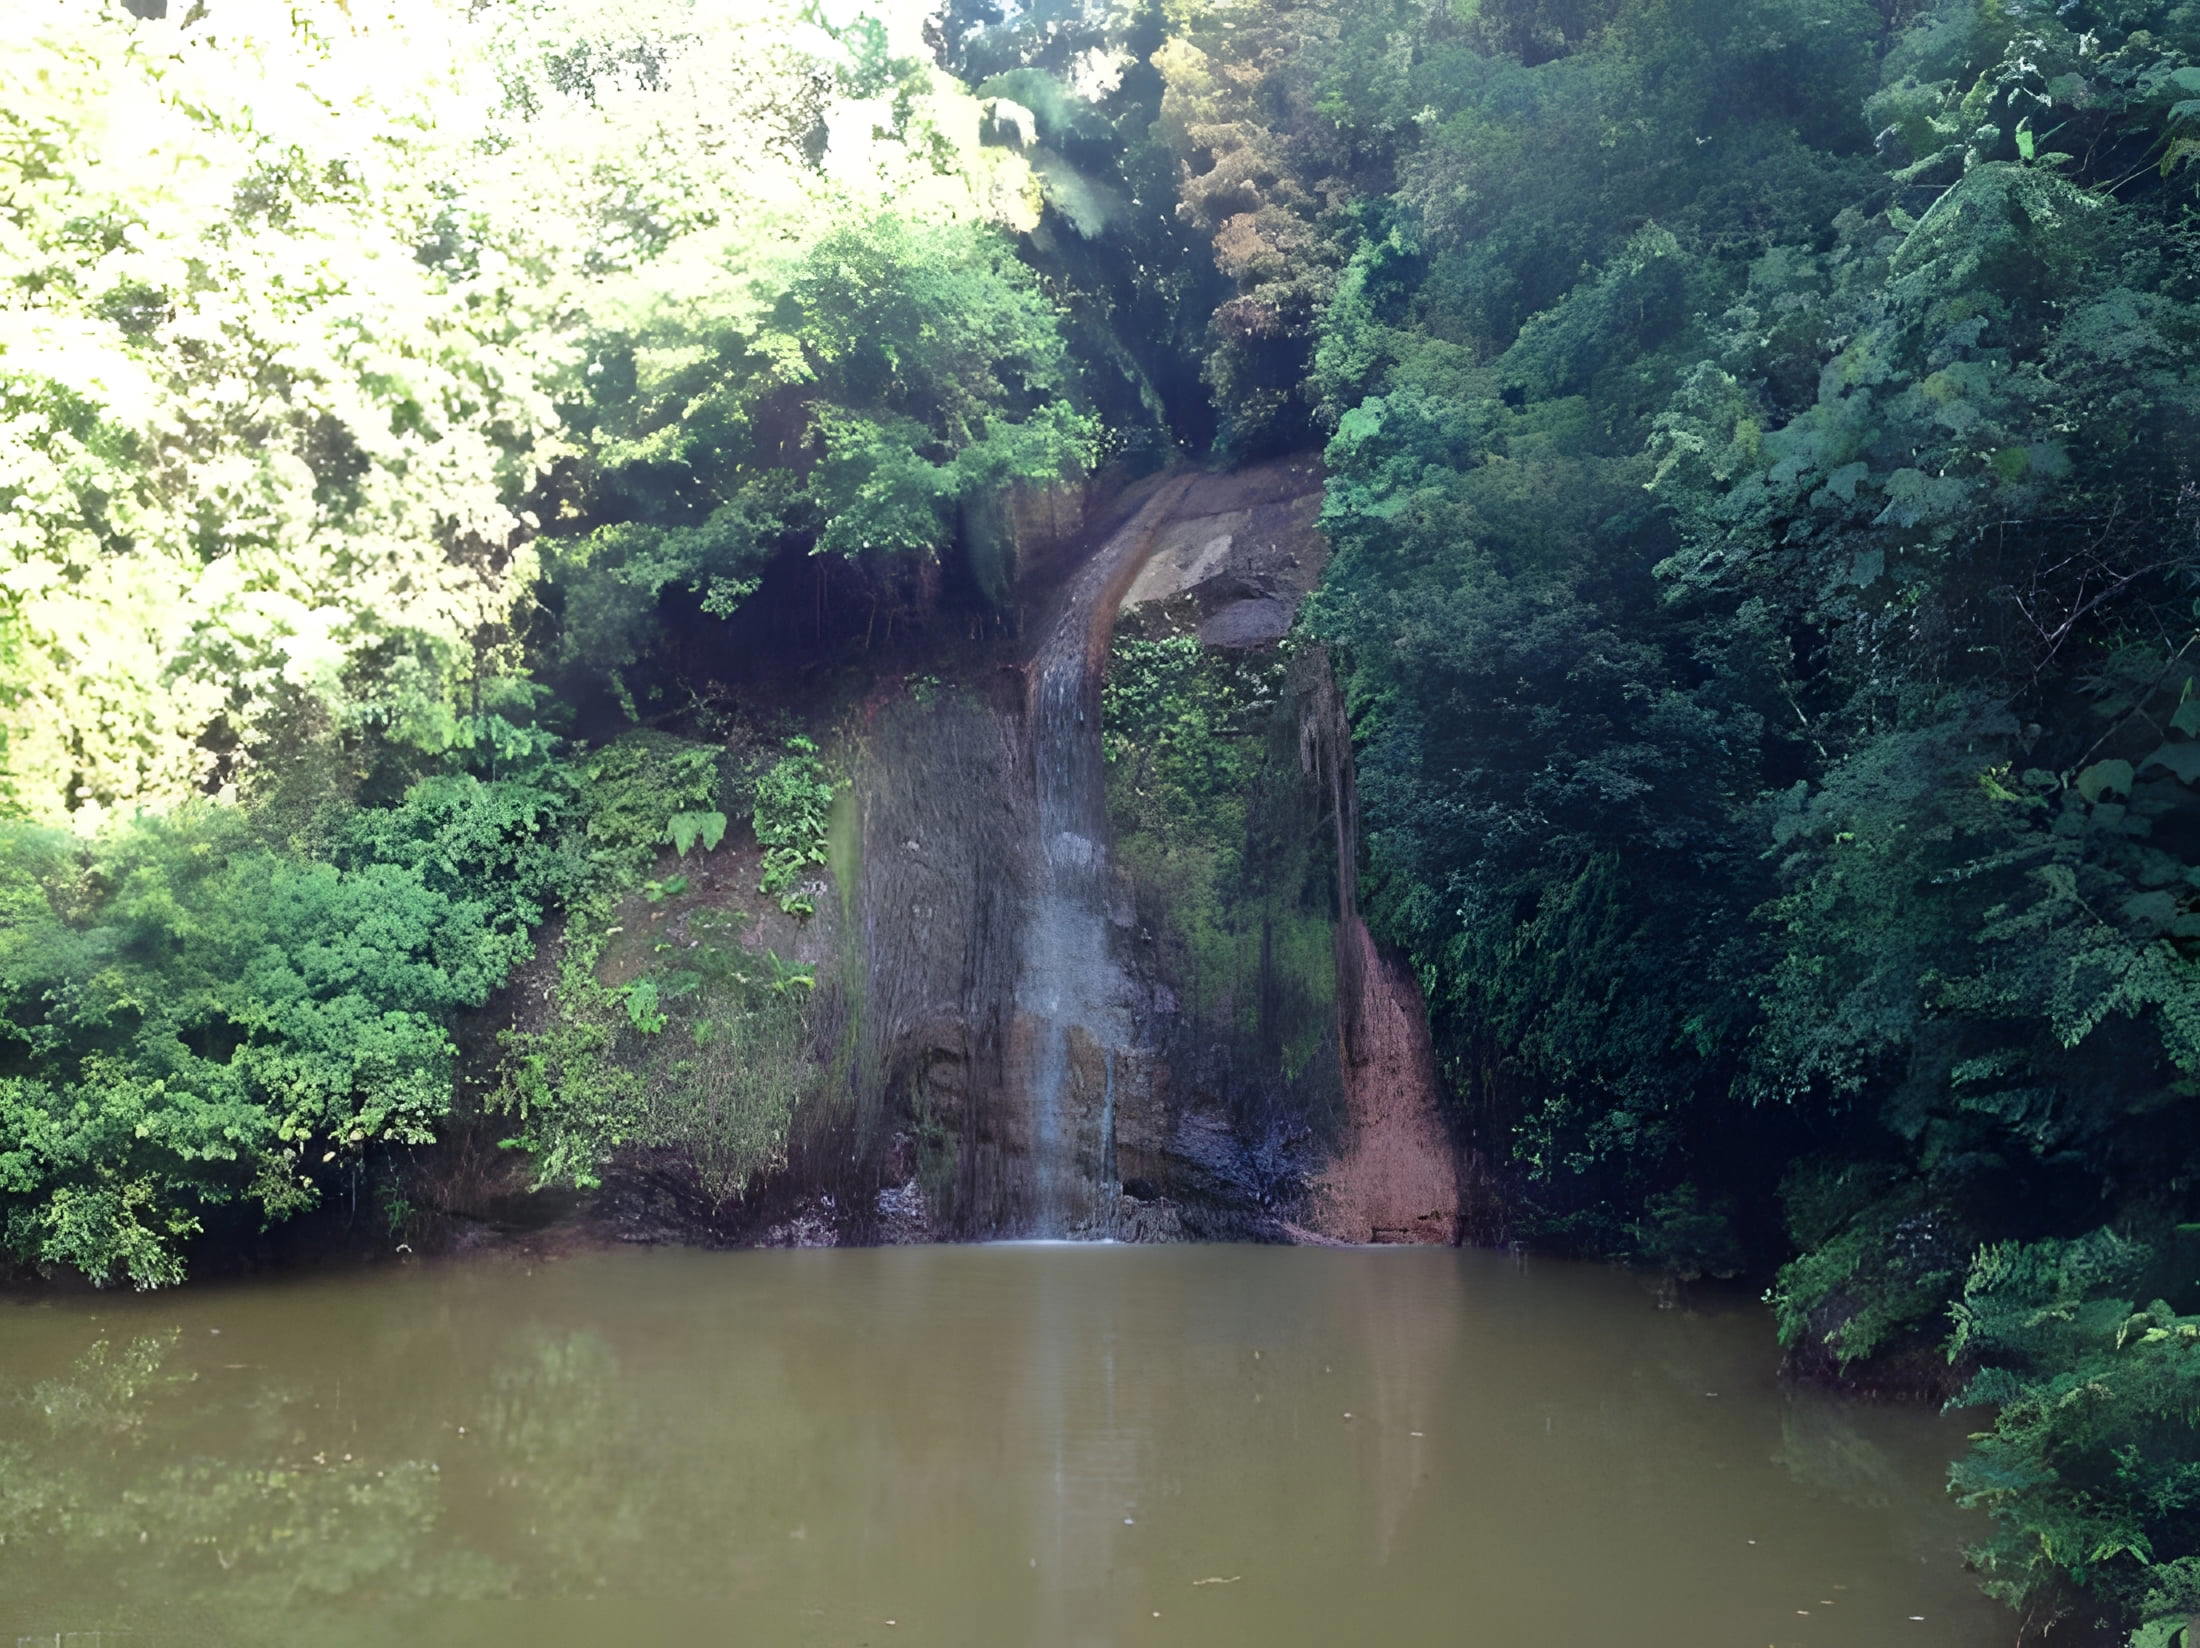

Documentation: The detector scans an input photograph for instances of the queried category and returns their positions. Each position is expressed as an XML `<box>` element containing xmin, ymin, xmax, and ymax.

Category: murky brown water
<box><xmin>0</xmin><ymin>1245</ymin><xmax>2005</xmax><ymax>1648</ymax></box>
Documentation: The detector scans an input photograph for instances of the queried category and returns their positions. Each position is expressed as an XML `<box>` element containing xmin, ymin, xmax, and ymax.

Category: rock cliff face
<box><xmin>659</xmin><ymin>462</ymin><xmax>1466</xmax><ymax>1245</ymax></box>
<box><xmin>1106</xmin><ymin>463</ymin><xmax>1463</xmax><ymax>1245</ymax></box>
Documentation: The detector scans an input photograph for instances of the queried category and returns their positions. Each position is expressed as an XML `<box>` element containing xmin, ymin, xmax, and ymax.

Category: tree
<box><xmin>0</xmin><ymin>0</ymin><xmax>559</xmax><ymax>827</ymax></box>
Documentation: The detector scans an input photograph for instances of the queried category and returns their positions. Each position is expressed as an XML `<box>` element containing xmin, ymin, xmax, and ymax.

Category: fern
<box><xmin>752</xmin><ymin>739</ymin><xmax>834</xmax><ymax>917</ymax></box>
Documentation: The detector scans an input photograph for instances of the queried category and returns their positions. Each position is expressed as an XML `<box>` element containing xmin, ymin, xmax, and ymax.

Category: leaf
<box><xmin>2014</xmin><ymin>119</ymin><xmax>2035</xmax><ymax>162</ymax></box>
<box><xmin>2076</xmin><ymin>760</ymin><xmax>2134</xmax><ymax>803</ymax></box>
<box><xmin>2170</xmin><ymin>699</ymin><xmax>2200</xmax><ymax>738</ymax></box>
<box><xmin>1874</xmin><ymin>467</ymin><xmax>1970</xmax><ymax>529</ymax></box>
<box><xmin>2121</xmin><ymin>890</ymin><xmax>2178</xmax><ymax>930</ymax></box>
<box><xmin>1818</xmin><ymin>460</ymin><xmax>1871</xmax><ymax>502</ymax></box>
<box><xmin>618</xmin><ymin>978</ymin><xmax>667</xmax><ymax>1033</ymax></box>
<box><xmin>2142</xmin><ymin>744</ymin><xmax>2200</xmax><ymax>785</ymax></box>
<box><xmin>666</xmin><ymin>811</ymin><xmax>728</xmax><ymax>856</ymax></box>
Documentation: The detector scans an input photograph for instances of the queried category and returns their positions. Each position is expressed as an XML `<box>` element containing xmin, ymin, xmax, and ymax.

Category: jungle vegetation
<box><xmin>5</xmin><ymin>0</ymin><xmax>2200</xmax><ymax>1636</ymax></box>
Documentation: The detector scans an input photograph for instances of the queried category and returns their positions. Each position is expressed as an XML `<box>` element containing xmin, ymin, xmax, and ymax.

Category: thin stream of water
<box><xmin>1017</xmin><ymin>476</ymin><xmax>1192</xmax><ymax>1234</ymax></box>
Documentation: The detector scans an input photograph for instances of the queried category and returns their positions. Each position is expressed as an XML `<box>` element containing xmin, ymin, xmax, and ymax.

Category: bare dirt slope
<box><xmin>1311</xmin><ymin>917</ymin><xmax>1461</xmax><ymax>1243</ymax></box>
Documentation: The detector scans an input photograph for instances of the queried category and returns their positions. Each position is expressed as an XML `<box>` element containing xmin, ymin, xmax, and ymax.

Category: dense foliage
<box><xmin>0</xmin><ymin>0</ymin><xmax>1087</xmax><ymax>826</ymax></box>
<box><xmin>0</xmin><ymin>774</ymin><xmax>579</xmax><ymax>1286</ymax></box>
<box><xmin>1104</xmin><ymin>626</ymin><xmax>1338</xmax><ymax>1080</ymax></box>
<box><xmin>490</xmin><ymin>728</ymin><xmax>827</xmax><ymax>1211</ymax></box>
<box><xmin>0</xmin><ymin>0</ymin><xmax>1103</xmax><ymax>1282</ymax></box>
<box><xmin>0</xmin><ymin>3</ymin><xmax>556</xmax><ymax>825</ymax></box>
<box><xmin>1180</xmin><ymin>0</ymin><xmax>2200</xmax><ymax>1635</ymax></box>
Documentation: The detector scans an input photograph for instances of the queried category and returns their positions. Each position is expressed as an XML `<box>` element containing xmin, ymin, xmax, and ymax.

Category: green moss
<box><xmin>908</xmin><ymin>1090</ymin><xmax>961</xmax><ymax>1213</ymax></box>
<box><xmin>1104</xmin><ymin>624</ymin><xmax>1340</xmax><ymax>1087</ymax></box>
<box><xmin>825</xmin><ymin>774</ymin><xmax>862</xmax><ymax>926</ymax></box>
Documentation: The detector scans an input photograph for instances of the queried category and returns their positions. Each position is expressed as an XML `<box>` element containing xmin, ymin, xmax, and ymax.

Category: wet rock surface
<box><xmin>1118</xmin><ymin>460</ymin><xmax>1329</xmax><ymax>623</ymax></box>
<box><xmin>1105</xmin><ymin>460</ymin><xmax>1466</xmax><ymax>1245</ymax></box>
<box><xmin>518</xmin><ymin>459</ymin><xmax>1472</xmax><ymax>1251</ymax></box>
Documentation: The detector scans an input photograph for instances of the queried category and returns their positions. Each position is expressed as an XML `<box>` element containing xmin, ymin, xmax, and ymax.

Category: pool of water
<box><xmin>0</xmin><ymin>1244</ymin><xmax>2005</xmax><ymax>1647</ymax></box>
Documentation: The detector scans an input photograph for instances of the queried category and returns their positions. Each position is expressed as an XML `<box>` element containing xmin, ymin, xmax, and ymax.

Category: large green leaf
<box><xmin>2078</xmin><ymin>760</ymin><xmax>2136</xmax><ymax>802</ymax></box>
<box><xmin>2143</xmin><ymin>745</ymin><xmax>2200</xmax><ymax>785</ymax></box>
<box><xmin>666</xmin><ymin>811</ymin><xmax>729</xmax><ymax>857</ymax></box>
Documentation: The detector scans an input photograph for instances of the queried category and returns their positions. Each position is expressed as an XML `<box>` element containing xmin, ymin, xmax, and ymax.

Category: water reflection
<box><xmin>0</xmin><ymin>1247</ymin><xmax>2004</xmax><ymax>1647</ymax></box>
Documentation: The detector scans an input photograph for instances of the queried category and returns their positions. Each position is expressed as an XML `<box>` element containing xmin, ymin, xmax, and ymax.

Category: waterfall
<box><xmin>1013</xmin><ymin>474</ymin><xmax>1194</xmax><ymax>1235</ymax></box>
<box><xmin>817</xmin><ymin>457</ymin><xmax>1460</xmax><ymax>1247</ymax></box>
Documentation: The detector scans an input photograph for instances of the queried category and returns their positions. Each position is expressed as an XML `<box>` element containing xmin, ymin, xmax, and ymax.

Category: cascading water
<box><xmin>1014</xmin><ymin>474</ymin><xmax>1195</xmax><ymax>1235</ymax></box>
<box><xmin>817</xmin><ymin>458</ymin><xmax>1457</xmax><ymax>1246</ymax></box>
